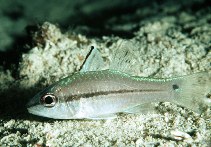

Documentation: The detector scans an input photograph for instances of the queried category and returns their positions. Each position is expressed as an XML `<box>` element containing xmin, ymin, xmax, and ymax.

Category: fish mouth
<box><xmin>27</xmin><ymin>106</ymin><xmax>49</xmax><ymax>118</ymax></box>
<box><xmin>26</xmin><ymin>94</ymin><xmax>41</xmax><ymax>108</ymax></box>
<box><xmin>27</xmin><ymin>105</ymin><xmax>71</xmax><ymax>119</ymax></box>
<box><xmin>26</xmin><ymin>101</ymin><xmax>32</xmax><ymax>108</ymax></box>
<box><xmin>27</xmin><ymin>107</ymin><xmax>38</xmax><ymax>115</ymax></box>
<box><xmin>26</xmin><ymin>99</ymin><xmax>38</xmax><ymax>108</ymax></box>
<box><xmin>27</xmin><ymin>105</ymin><xmax>46</xmax><ymax>116</ymax></box>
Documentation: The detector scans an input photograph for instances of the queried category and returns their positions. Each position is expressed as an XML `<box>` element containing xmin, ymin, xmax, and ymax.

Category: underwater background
<box><xmin>0</xmin><ymin>0</ymin><xmax>210</xmax><ymax>146</ymax></box>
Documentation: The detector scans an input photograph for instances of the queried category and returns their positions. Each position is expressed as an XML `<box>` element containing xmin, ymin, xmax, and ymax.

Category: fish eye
<box><xmin>40</xmin><ymin>94</ymin><xmax>57</xmax><ymax>107</ymax></box>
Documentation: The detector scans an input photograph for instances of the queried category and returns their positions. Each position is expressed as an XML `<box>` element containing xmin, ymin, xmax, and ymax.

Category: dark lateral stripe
<box><xmin>66</xmin><ymin>89</ymin><xmax>164</xmax><ymax>101</ymax></box>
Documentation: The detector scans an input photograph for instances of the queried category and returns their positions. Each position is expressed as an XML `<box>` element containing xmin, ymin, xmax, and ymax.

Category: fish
<box><xmin>27</xmin><ymin>41</ymin><xmax>211</xmax><ymax>119</ymax></box>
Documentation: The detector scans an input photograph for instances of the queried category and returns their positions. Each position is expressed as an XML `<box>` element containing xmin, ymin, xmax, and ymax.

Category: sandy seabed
<box><xmin>0</xmin><ymin>0</ymin><xmax>210</xmax><ymax>146</ymax></box>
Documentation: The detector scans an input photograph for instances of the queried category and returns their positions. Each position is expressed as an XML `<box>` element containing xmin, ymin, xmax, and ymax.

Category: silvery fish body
<box><xmin>27</xmin><ymin>42</ymin><xmax>211</xmax><ymax>119</ymax></box>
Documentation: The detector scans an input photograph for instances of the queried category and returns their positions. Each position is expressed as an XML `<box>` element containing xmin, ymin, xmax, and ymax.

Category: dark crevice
<box><xmin>62</xmin><ymin>2</ymin><xmax>150</xmax><ymax>38</ymax></box>
<box><xmin>0</xmin><ymin>25</ymin><xmax>38</xmax><ymax>78</ymax></box>
<box><xmin>188</xmin><ymin>0</ymin><xmax>211</xmax><ymax>12</ymax></box>
<box><xmin>3</xmin><ymin>3</ymin><xmax>24</xmax><ymax>21</ymax></box>
<box><xmin>151</xmin><ymin>134</ymin><xmax>180</xmax><ymax>142</ymax></box>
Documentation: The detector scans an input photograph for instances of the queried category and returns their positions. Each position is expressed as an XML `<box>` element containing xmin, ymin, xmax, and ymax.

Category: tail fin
<box><xmin>170</xmin><ymin>72</ymin><xmax>211</xmax><ymax>114</ymax></box>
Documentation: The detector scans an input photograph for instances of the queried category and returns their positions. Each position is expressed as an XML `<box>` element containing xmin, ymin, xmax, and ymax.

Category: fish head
<box><xmin>27</xmin><ymin>83</ymin><xmax>80</xmax><ymax>119</ymax></box>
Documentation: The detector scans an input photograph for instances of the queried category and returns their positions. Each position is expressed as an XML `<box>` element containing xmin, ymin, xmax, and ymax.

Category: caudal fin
<box><xmin>170</xmin><ymin>72</ymin><xmax>211</xmax><ymax>114</ymax></box>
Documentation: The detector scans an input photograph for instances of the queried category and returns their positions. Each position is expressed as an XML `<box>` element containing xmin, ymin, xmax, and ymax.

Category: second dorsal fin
<box><xmin>109</xmin><ymin>40</ymin><xmax>141</xmax><ymax>75</ymax></box>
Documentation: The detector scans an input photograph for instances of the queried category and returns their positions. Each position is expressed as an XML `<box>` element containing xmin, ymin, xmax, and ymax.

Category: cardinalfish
<box><xmin>27</xmin><ymin>41</ymin><xmax>211</xmax><ymax>119</ymax></box>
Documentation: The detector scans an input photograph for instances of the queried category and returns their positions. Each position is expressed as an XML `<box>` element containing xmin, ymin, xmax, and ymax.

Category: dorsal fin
<box><xmin>80</xmin><ymin>46</ymin><xmax>104</xmax><ymax>72</ymax></box>
<box><xmin>109</xmin><ymin>40</ymin><xmax>141</xmax><ymax>75</ymax></box>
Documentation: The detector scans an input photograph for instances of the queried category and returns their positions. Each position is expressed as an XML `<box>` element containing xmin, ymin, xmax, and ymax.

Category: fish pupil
<box><xmin>45</xmin><ymin>96</ymin><xmax>53</xmax><ymax>104</ymax></box>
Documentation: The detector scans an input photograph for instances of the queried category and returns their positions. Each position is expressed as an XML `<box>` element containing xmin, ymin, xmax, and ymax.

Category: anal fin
<box><xmin>87</xmin><ymin>113</ymin><xmax>117</xmax><ymax>120</ymax></box>
<box><xmin>123</xmin><ymin>103</ymin><xmax>157</xmax><ymax>114</ymax></box>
